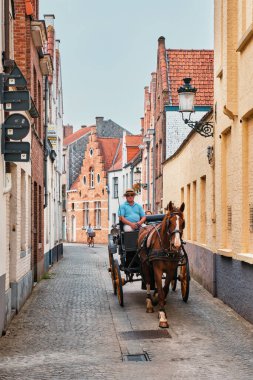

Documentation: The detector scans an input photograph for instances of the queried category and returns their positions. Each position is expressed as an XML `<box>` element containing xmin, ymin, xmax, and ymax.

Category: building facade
<box><xmin>67</xmin><ymin>133</ymin><xmax>121</xmax><ymax>244</ymax></box>
<box><xmin>142</xmin><ymin>37</ymin><xmax>213</xmax><ymax>213</ymax></box>
<box><xmin>163</xmin><ymin>0</ymin><xmax>253</xmax><ymax>324</ymax></box>
<box><xmin>44</xmin><ymin>15</ymin><xmax>64</xmax><ymax>271</ymax></box>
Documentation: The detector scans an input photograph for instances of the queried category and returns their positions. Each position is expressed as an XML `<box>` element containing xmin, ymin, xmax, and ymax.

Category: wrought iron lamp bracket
<box><xmin>181</xmin><ymin>113</ymin><xmax>214</xmax><ymax>138</ymax></box>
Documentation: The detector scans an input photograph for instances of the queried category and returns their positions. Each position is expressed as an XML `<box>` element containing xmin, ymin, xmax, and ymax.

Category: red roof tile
<box><xmin>63</xmin><ymin>126</ymin><xmax>96</xmax><ymax>146</ymax></box>
<box><xmin>97</xmin><ymin>137</ymin><xmax>121</xmax><ymax>171</ymax></box>
<box><xmin>108</xmin><ymin>141</ymin><xmax>122</xmax><ymax>172</ymax></box>
<box><xmin>125</xmin><ymin>135</ymin><xmax>143</xmax><ymax>163</ymax></box>
<box><xmin>125</xmin><ymin>135</ymin><xmax>143</xmax><ymax>147</ymax></box>
<box><xmin>166</xmin><ymin>50</ymin><xmax>214</xmax><ymax>106</ymax></box>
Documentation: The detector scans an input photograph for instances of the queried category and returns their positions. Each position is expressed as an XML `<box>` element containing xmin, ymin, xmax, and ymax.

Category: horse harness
<box><xmin>138</xmin><ymin>213</ymin><xmax>185</xmax><ymax>264</ymax></box>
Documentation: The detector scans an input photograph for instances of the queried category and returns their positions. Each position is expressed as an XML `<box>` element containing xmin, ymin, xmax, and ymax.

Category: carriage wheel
<box><xmin>180</xmin><ymin>260</ymin><xmax>190</xmax><ymax>302</ymax></box>
<box><xmin>114</xmin><ymin>259</ymin><xmax>124</xmax><ymax>307</ymax></box>
<box><xmin>108</xmin><ymin>250</ymin><xmax>117</xmax><ymax>295</ymax></box>
<box><xmin>171</xmin><ymin>267</ymin><xmax>178</xmax><ymax>292</ymax></box>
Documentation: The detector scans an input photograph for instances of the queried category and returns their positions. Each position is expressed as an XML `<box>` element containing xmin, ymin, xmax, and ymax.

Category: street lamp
<box><xmin>177</xmin><ymin>77</ymin><xmax>213</xmax><ymax>138</ymax></box>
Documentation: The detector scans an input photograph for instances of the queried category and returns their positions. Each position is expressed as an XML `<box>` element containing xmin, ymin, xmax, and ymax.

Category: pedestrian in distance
<box><xmin>118</xmin><ymin>188</ymin><xmax>146</xmax><ymax>231</ymax></box>
<box><xmin>86</xmin><ymin>223</ymin><xmax>95</xmax><ymax>247</ymax></box>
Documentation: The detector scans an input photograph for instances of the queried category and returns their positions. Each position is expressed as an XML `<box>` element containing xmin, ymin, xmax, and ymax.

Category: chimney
<box><xmin>140</xmin><ymin>117</ymin><xmax>144</xmax><ymax>135</ymax></box>
<box><xmin>63</xmin><ymin>124</ymin><xmax>73</xmax><ymax>138</ymax></box>
<box><xmin>96</xmin><ymin>117</ymin><xmax>104</xmax><ymax>127</ymax></box>
<box><xmin>158</xmin><ymin>36</ymin><xmax>165</xmax><ymax>47</ymax></box>
<box><xmin>44</xmin><ymin>15</ymin><xmax>55</xmax><ymax>84</ymax></box>
<box><xmin>44</xmin><ymin>14</ymin><xmax>55</xmax><ymax>28</ymax></box>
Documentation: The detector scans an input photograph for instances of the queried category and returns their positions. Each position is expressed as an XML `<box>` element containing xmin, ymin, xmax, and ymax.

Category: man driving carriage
<box><xmin>118</xmin><ymin>188</ymin><xmax>146</xmax><ymax>231</ymax></box>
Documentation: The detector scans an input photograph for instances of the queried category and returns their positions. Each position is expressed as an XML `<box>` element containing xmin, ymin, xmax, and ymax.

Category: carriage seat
<box><xmin>121</xmin><ymin>231</ymin><xmax>139</xmax><ymax>252</ymax></box>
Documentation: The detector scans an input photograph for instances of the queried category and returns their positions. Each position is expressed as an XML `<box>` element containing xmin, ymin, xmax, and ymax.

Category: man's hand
<box><xmin>130</xmin><ymin>222</ymin><xmax>138</xmax><ymax>230</ymax></box>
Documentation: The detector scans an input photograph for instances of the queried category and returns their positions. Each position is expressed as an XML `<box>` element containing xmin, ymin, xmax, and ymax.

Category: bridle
<box><xmin>166</xmin><ymin>212</ymin><xmax>185</xmax><ymax>251</ymax></box>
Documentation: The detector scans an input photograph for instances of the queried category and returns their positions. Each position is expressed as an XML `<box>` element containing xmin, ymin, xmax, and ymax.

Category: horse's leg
<box><xmin>153</xmin><ymin>265</ymin><xmax>169</xmax><ymax>328</ymax></box>
<box><xmin>140</xmin><ymin>251</ymin><xmax>154</xmax><ymax>313</ymax></box>
<box><xmin>146</xmin><ymin>283</ymin><xmax>154</xmax><ymax>313</ymax></box>
<box><xmin>163</xmin><ymin>274</ymin><xmax>170</xmax><ymax>300</ymax></box>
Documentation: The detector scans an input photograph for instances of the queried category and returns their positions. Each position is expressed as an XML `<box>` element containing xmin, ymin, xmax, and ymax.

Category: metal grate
<box><xmin>227</xmin><ymin>205</ymin><xmax>232</xmax><ymax>231</ymax></box>
<box><xmin>119</xmin><ymin>329</ymin><xmax>171</xmax><ymax>340</ymax></box>
<box><xmin>250</xmin><ymin>204</ymin><xmax>253</xmax><ymax>232</ymax></box>
<box><xmin>122</xmin><ymin>353</ymin><xmax>150</xmax><ymax>362</ymax></box>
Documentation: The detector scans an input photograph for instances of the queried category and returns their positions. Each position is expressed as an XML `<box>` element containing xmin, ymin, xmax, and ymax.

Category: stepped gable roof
<box><xmin>125</xmin><ymin>135</ymin><xmax>143</xmax><ymax>163</ymax></box>
<box><xmin>108</xmin><ymin>140</ymin><xmax>122</xmax><ymax>172</ymax></box>
<box><xmin>63</xmin><ymin>125</ymin><xmax>96</xmax><ymax>146</ymax></box>
<box><xmin>97</xmin><ymin>137</ymin><xmax>121</xmax><ymax>171</ymax></box>
<box><xmin>166</xmin><ymin>49</ymin><xmax>214</xmax><ymax>106</ymax></box>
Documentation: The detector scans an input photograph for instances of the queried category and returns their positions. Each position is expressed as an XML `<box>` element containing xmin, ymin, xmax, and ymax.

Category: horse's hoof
<box><xmin>146</xmin><ymin>298</ymin><xmax>154</xmax><ymax>313</ymax></box>
<box><xmin>159</xmin><ymin>321</ymin><xmax>169</xmax><ymax>328</ymax></box>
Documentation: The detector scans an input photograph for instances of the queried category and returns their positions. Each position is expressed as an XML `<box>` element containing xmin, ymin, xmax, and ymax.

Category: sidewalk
<box><xmin>0</xmin><ymin>244</ymin><xmax>252</xmax><ymax>380</ymax></box>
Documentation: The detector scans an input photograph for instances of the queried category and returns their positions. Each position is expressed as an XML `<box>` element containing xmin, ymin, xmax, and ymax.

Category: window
<box><xmin>94</xmin><ymin>201</ymin><xmax>101</xmax><ymax>228</ymax></box>
<box><xmin>89</xmin><ymin>167</ymin><xmax>94</xmax><ymax>188</ymax></box>
<box><xmin>89</xmin><ymin>148</ymin><xmax>94</xmax><ymax>157</ymax></box>
<box><xmin>112</xmin><ymin>213</ymin><xmax>116</xmax><ymax>224</ymax></box>
<box><xmin>83</xmin><ymin>175</ymin><xmax>86</xmax><ymax>185</ymax></box>
<box><xmin>97</xmin><ymin>173</ymin><xmax>100</xmax><ymax>184</ymax></box>
<box><xmin>227</xmin><ymin>205</ymin><xmax>232</xmax><ymax>231</ymax></box>
<box><xmin>113</xmin><ymin>177</ymin><xmax>118</xmax><ymax>198</ymax></box>
<box><xmin>71</xmin><ymin>202</ymin><xmax>75</xmax><ymax>210</ymax></box>
<box><xmin>250</xmin><ymin>204</ymin><xmax>253</xmax><ymax>232</ymax></box>
<box><xmin>83</xmin><ymin>202</ymin><xmax>89</xmax><ymax>227</ymax></box>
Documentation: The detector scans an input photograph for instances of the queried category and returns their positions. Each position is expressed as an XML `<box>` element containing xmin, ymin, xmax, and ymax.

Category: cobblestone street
<box><xmin>0</xmin><ymin>244</ymin><xmax>252</xmax><ymax>380</ymax></box>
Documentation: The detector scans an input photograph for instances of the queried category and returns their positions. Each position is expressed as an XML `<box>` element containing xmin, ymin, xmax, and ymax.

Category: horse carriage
<box><xmin>108</xmin><ymin>201</ymin><xmax>190</xmax><ymax>328</ymax></box>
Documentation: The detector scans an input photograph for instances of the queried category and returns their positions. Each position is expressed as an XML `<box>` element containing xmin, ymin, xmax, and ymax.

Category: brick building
<box><xmin>64</xmin><ymin>117</ymin><xmax>131</xmax><ymax>244</ymax></box>
<box><xmin>13</xmin><ymin>0</ymin><xmax>47</xmax><ymax>282</ymax></box>
<box><xmin>142</xmin><ymin>37</ymin><xmax>213</xmax><ymax>212</ymax></box>
<box><xmin>67</xmin><ymin>133</ymin><xmax>121</xmax><ymax>244</ymax></box>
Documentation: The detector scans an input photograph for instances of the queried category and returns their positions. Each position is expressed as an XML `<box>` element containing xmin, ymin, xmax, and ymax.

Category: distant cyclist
<box><xmin>86</xmin><ymin>224</ymin><xmax>95</xmax><ymax>247</ymax></box>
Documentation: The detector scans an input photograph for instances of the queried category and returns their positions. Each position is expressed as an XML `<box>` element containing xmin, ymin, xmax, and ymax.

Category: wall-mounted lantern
<box><xmin>178</xmin><ymin>78</ymin><xmax>213</xmax><ymax>138</ymax></box>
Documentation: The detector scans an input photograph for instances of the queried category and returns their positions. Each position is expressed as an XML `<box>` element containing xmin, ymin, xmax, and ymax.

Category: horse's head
<box><xmin>164</xmin><ymin>201</ymin><xmax>185</xmax><ymax>251</ymax></box>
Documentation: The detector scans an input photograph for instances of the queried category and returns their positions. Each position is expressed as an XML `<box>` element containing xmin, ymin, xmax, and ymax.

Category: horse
<box><xmin>137</xmin><ymin>201</ymin><xmax>185</xmax><ymax>328</ymax></box>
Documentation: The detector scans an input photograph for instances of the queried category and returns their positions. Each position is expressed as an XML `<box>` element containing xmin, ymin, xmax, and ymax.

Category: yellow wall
<box><xmin>214</xmin><ymin>0</ymin><xmax>253</xmax><ymax>263</ymax></box>
<box><xmin>163</xmin><ymin>131</ymin><xmax>215</xmax><ymax>251</ymax></box>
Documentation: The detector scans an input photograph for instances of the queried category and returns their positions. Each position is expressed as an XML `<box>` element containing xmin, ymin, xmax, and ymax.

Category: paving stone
<box><xmin>0</xmin><ymin>243</ymin><xmax>252</xmax><ymax>379</ymax></box>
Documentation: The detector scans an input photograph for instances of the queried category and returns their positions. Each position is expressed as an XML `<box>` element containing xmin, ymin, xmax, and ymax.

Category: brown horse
<box><xmin>138</xmin><ymin>201</ymin><xmax>185</xmax><ymax>328</ymax></box>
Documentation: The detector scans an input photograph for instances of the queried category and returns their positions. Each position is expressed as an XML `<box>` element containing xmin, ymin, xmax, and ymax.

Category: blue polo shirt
<box><xmin>118</xmin><ymin>202</ymin><xmax>145</xmax><ymax>223</ymax></box>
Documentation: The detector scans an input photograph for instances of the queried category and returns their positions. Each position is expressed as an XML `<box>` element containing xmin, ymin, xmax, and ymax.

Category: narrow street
<box><xmin>0</xmin><ymin>244</ymin><xmax>252</xmax><ymax>380</ymax></box>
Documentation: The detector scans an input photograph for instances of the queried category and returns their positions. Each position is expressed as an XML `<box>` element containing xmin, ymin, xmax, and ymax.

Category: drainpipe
<box><xmin>44</xmin><ymin>76</ymin><xmax>48</xmax><ymax>208</ymax></box>
<box><xmin>130</xmin><ymin>164</ymin><xmax>134</xmax><ymax>188</ymax></box>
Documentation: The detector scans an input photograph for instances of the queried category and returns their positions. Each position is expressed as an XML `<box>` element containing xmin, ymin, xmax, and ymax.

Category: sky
<box><xmin>40</xmin><ymin>0</ymin><xmax>214</xmax><ymax>134</ymax></box>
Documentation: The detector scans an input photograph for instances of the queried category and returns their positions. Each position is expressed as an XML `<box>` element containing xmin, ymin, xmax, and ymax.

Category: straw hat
<box><xmin>124</xmin><ymin>188</ymin><xmax>136</xmax><ymax>196</ymax></box>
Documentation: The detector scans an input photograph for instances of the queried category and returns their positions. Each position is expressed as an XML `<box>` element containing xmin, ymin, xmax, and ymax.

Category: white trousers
<box><xmin>123</xmin><ymin>224</ymin><xmax>145</xmax><ymax>232</ymax></box>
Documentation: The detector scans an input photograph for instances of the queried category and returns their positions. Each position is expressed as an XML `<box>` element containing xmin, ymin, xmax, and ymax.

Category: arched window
<box><xmin>89</xmin><ymin>148</ymin><xmax>94</xmax><ymax>157</ymax></box>
<box><xmin>89</xmin><ymin>167</ymin><xmax>94</xmax><ymax>188</ymax></box>
<box><xmin>97</xmin><ymin>173</ymin><xmax>100</xmax><ymax>184</ymax></box>
<box><xmin>83</xmin><ymin>175</ymin><xmax>86</xmax><ymax>185</ymax></box>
